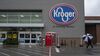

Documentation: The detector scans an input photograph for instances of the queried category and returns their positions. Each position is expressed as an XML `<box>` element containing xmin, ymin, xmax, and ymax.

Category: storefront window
<box><xmin>25</xmin><ymin>40</ymin><xmax>30</xmax><ymax>43</ymax></box>
<box><xmin>7</xmin><ymin>34</ymin><xmax>12</xmax><ymax>38</ymax></box>
<box><xmin>0</xmin><ymin>13</ymin><xmax>7</xmax><ymax>23</ymax></box>
<box><xmin>8</xmin><ymin>15</ymin><xmax>18</xmax><ymax>23</ymax></box>
<box><xmin>0</xmin><ymin>10</ymin><xmax>42</xmax><ymax>23</ymax></box>
<box><xmin>31</xmin><ymin>40</ymin><xmax>36</xmax><ymax>43</ymax></box>
<box><xmin>31</xmin><ymin>13</ymin><xmax>42</xmax><ymax>23</ymax></box>
<box><xmin>31</xmin><ymin>34</ymin><xmax>36</xmax><ymax>38</ymax></box>
<box><xmin>20</xmin><ymin>34</ymin><xmax>24</xmax><ymax>38</ymax></box>
<box><xmin>19</xmin><ymin>15</ymin><xmax>30</xmax><ymax>23</ymax></box>
<box><xmin>0</xmin><ymin>34</ymin><xmax>6</xmax><ymax>38</ymax></box>
<box><xmin>25</xmin><ymin>34</ymin><xmax>30</xmax><ymax>38</ymax></box>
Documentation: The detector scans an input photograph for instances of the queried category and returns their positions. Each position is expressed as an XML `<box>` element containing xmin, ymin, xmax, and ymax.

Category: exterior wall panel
<box><xmin>96</xmin><ymin>24</ymin><xmax>100</xmax><ymax>43</ymax></box>
<box><xmin>0</xmin><ymin>0</ymin><xmax>84</xmax><ymax>46</ymax></box>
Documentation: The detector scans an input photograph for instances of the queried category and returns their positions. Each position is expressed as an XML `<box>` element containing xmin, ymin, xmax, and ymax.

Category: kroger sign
<box><xmin>49</xmin><ymin>3</ymin><xmax>78</xmax><ymax>25</ymax></box>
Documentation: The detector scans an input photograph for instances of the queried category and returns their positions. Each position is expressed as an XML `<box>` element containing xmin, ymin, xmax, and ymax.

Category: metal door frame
<box><xmin>18</xmin><ymin>31</ymin><xmax>42</xmax><ymax>45</ymax></box>
<box><xmin>0</xmin><ymin>32</ymin><xmax>7</xmax><ymax>45</ymax></box>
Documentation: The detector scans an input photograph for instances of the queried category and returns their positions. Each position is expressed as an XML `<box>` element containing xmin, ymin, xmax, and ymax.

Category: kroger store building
<box><xmin>0</xmin><ymin>0</ymin><xmax>84</xmax><ymax>47</ymax></box>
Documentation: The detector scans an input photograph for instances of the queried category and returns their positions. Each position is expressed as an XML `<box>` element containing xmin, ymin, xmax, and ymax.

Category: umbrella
<box><xmin>82</xmin><ymin>34</ymin><xmax>93</xmax><ymax>42</ymax></box>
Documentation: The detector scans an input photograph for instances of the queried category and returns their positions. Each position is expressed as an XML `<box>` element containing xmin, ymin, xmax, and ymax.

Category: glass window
<box><xmin>31</xmin><ymin>34</ymin><xmax>36</xmax><ymax>38</ymax></box>
<box><xmin>7</xmin><ymin>34</ymin><xmax>12</xmax><ymax>38</ymax></box>
<box><xmin>1</xmin><ymin>34</ymin><xmax>6</xmax><ymax>38</ymax></box>
<box><xmin>0</xmin><ymin>15</ymin><xmax>7</xmax><ymax>23</ymax></box>
<box><xmin>20</xmin><ymin>34</ymin><xmax>24</xmax><ymax>38</ymax></box>
<box><xmin>31</xmin><ymin>13</ymin><xmax>42</xmax><ymax>23</ymax></box>
<box><xmin>18</xmin><ymin>12</ymin><xmax>32</xmax><ymax>15</ymax></box>
<box><xmin>25</xmin><ymin>40</ymin><xmax>30</xmax><ymax>43</ymax></box>
<box><xmin>25</xmin><ymin>34</ymin><xmax>30</xmax><ymax>38</ymax></box>
<box><xmin>7</xmin><ymin>12</ymin><xmax>18</xmax><ymax>15</ymax></box>
<box><xmin>19</xmin><ymin>15</ymin><xmax>30</xmax><ymax>23</ymax></box>
<box><xmin>19</xmin><ymin>40</ymin><xmax>24</xmax><ymax>43</ymax></box>
<box><xmin>0</xmin><ymin>13</ymin><xmax>6</xmax><ymax>15</ymax></box>
<box><xmin>37</xmin><ymin>34</ymin><xmax>40</xmax><ymax>36</ymax></box>
<box><xmin>8</xmin><ymin>15</ymin><xmax>19</xmax><ymax>23</ymax></box>
<box><xmin>37</xmin><ymin>34</ymin><xmax>41</xmax><ymax>38</ymax></box>
<box><xmin>31</xmin><ymin>40</ymin><xmax>36</xmax><ymax>43</ymax></box>
<box><xmin>0</xmin><ymin>11</ymin><xmax>42</xmax><ymax>23</ymax></box>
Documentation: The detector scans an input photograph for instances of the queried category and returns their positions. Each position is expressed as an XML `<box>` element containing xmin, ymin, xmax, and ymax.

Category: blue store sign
<box><xmin>49</xmin><ymin>3</ymin><xmax>78</xmax><ymax>25</ymax></box>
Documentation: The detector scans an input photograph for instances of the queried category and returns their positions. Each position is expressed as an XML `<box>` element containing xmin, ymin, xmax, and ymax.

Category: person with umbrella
<box><xmin>82</xmin><ymin>33</ymin><xmax>93</xmax><ymax>48</ymax></box>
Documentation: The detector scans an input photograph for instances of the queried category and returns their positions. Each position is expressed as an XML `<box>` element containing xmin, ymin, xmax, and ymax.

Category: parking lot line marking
<box><xmin>11</xmin><ymin>51</ymin><xmax>30</xmax><ymax>56</ymax></box>
<box><xmin>19</xmin><ymin>47</ymin><xmax>48</xmax><ymax>54</ymax></box>
<box><xmin>0</xmin><ymin>52</ymin><xmax>10</xmax><ymax>56</ymax></box>
<box><xmin>9</xmin><ymin>48</ymin><xmax>47</xmax><ymax>56</ymax></box>
<box><xmin>19</xmin><ymin>45</ymin><xmax>47</xmax><ymax>50</ymax></box>
<box><xmin>1</xmin><ymin>48</ymin><xmax>30</xmax><ymax>56</ymax></box>
<box><xmin>19</xmin><ymin>47</ymin><xmax>48</xmax><ymax>52</ymax></box>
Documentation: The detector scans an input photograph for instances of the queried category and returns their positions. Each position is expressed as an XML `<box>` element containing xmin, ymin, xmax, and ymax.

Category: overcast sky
<box><xmin>85</xmin><ymin>0</ymin><xmax>100</xmax><ymax>16</ymax></box>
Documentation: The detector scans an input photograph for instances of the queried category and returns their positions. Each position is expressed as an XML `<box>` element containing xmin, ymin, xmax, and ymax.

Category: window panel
<box><xmin>7</xmin><ymin>12</ymin><xmax>18</xmax><ymax>15</ymax></box>
<box><xmin>19</xmin><ymin>16</ymin><xmax>30</xmax><ymax>23</ymax></box>
<box><xmin>18</xmin><ymin>12</ymin><xmax>32</xmax><ymax>15</ymax></box>
<box><xmin>8</xmin><ymin>16</ymin><xmax>18</xmax><ymax>23</ymax></box>
<box><xmin>25</xmin><ymin>40</ymin><xmax>30</xmax><ymax>43</ymax></box>
<box><xmin>0</xmin><ymin>11</ymin><xmax>42</xmax><ymax>23</ymax></box>
<box><xmin>0</xmin><ymin>34</ymin><xmax>6</xmax><ymax>38</ymax></box>
<box><xmin>20</xmin><ymin>34</ymin><xmax>24</xmax><ymax>38</ymax></box>
<box><xmin>25</xmin><ymin>34</ymin><xmax>30</xmax><ymax>38</ymax></box>
<box><xmin>31</xmin><ymin>40</ymin><xmax>36</xmax><ymax>43</ymax></box>
<box><xmin>31</xmin><ymin>34</ymin><xmax>36</xmax><ymax>38</ymax></box>
<box><xmin>0</xmin><ymin>16</ymin><xmax>7</xmax><ymax>23</ymax></box>
<box><xmin>31</xmin><ymin>13</ymin><xmax>42</xmax><ymax>23</ymax></box>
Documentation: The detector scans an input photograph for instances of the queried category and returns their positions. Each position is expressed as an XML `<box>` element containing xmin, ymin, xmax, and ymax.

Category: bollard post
<box><xmin>49</xmin><ymin>47</ymin><xmax>51</xmax><ymax>56</ymax></box>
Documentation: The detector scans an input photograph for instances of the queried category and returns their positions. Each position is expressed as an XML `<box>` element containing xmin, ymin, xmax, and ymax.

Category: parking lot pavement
<box><xmin>0</xmin><ymin>45</ymin><xmax>100</xmax><ymax>56</ymax></box>
<box><xmin>55</xmin><ymin>46</ymin><xmax>100</xmax><ymax>56</ymax></box>
<box><xmin>0</xmin><ymin>45</ymin><xmax>48</xmax><ymax>56</ymax></box>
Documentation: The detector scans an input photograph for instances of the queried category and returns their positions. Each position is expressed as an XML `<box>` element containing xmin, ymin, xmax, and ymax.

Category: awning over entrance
<box><xmin>85</xmin><ymin>20</ymin><xmax>100</xmax><ymax>23</ymax></box>
<box><xmin>0</xmin><ymin>23</ymin><xmax>44</xmax><ymax>27</ymax></box>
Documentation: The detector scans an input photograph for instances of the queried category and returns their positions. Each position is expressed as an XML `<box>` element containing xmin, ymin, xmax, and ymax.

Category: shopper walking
<box><xmin>82</xmin><ymin>33</ymin><xmax>93</xmax><ymax>48</ymax></box>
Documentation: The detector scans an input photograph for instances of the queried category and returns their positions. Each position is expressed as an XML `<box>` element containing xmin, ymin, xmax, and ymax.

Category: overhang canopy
<box><xmin>85</xmin><ymin>20</ymin><xmax>100</xmax><ymax>23</ymax></box>
<box><xmin>0</xmin><ymin>23</ymin><xmax>44</xmax><ymax>27</ymax></box>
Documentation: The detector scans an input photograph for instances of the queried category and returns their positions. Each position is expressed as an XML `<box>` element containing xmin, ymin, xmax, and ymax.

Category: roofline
<box><xmin>85</xmin><ymin>16</ymin><xmax>100</xmax><ymax>18</ymax></box>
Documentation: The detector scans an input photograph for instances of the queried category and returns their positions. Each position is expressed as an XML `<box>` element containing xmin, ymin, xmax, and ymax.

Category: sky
<box><xmin>85</xmin><ymin>0</ymin><xmax>100</xmax><ymax>16</ymax></box>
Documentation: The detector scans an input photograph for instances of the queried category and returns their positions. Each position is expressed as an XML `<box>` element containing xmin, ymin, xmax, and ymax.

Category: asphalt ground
<box><xmin>0</xmin><ymin>45</ymin><xmax>100</xmax><ymax>56</ymax></box>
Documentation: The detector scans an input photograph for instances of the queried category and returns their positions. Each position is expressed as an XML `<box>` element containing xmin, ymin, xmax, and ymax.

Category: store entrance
<box><xmin>0</xmin><ymin>31</ymin><xmax>18</xmax><ymax>45</ymax></box>
<box><xmin>85</xmin><ymin>24</ymin><xmax>97</xmax><ymax>44</ymax></box>
<box><xmin>19</xmin><ymin>32</ymin><xmax>41</xmax><ymax>45</ymax></box>
<box><xmin>7</xmin><ymin>32</ymin><xmax>18</xmax><ymax>39</ymax></box>
<box><xmin>0</xmin><ymin>32</ymin><xmax>7</xmax><ymax>45</ymax></box>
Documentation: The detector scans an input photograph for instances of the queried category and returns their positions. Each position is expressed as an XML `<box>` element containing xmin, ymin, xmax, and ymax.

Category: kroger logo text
<box><xmin>49</xmin><ymin>3</ymin><xmax>77</xmax><ymax>25</ymax></box>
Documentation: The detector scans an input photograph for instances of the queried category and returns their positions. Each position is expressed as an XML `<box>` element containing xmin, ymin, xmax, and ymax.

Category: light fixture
<box><xmin>1</xmin><ymin>15</ymin><xmax>6</xmax><ymax>17</ymax></box>
<box><xmin>35</xmin><ymin>15</ymin><xmax>39</xmax><ymax>17</ymax></box>
<box><xmin>20</xmin><ymin>15</ymin><xmax>24</xmax><ymax>17</ymax></box>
